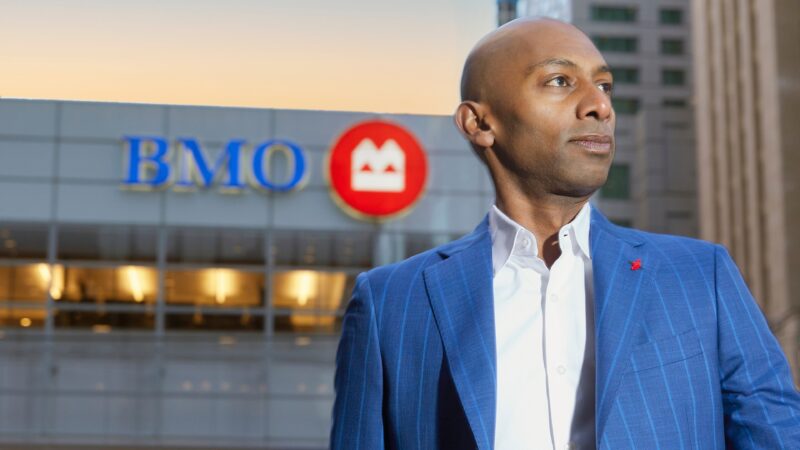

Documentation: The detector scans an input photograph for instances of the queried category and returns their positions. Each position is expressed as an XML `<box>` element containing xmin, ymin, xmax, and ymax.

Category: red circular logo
<box><xmin>327</xmin><ymin>120</ymin><xmax>428</xmax><ymax>220</ymax></box>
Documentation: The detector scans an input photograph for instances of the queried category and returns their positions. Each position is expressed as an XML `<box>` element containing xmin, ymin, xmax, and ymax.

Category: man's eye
<box><xmin>545</xmin><ymin>76</ymin><xmax>569</xmax><ymax>87</ymax></box>
<box><xmin>598</xmin><ymin>82</ymin><xmax>613</xmax><ymax>95</ymax></box>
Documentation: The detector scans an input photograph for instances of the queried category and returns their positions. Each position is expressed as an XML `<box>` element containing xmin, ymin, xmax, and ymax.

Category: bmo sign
<box><xmin>122</xmin><ymin>136</ymin><xmax>306</xmax><ymax>192</ymax></box>
<box><xmin>327</xmin><ymin>120</ymin><xmax>428</xmax><ymax>220</ymax></box>
<box><xmin>121</xmin><ymin>120</ymin><xmax>428</xmax><ymax>221</ymax></box>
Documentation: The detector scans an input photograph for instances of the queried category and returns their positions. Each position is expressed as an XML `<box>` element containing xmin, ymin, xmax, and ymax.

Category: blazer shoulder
<box><xmin>621</xmin><ymin>226</ymin><xmax>723</xmax><ymax>265</ymax></box>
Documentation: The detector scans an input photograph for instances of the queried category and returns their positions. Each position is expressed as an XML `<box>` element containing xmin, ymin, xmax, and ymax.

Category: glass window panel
<box><xmin>53</xmin><ymin>310</ymin><xmax>154</xmax><ymax>331</ymax></box>
<box><xmin>273</xmin><ymin>313</ymin><xmax>343</xmax><ymax>334</ymax></box>
<box><xmin>612</xmin><ymin>98</ymin><xmax>640</xmax><ymax>115</ymax></box>
<box><xmin>272</xmin><ymin>271</ymin><xmax>353</xmax><ymax>333</ymax></box>
<box><xmin>58</xmin><ymin>225</ymin><xmax>157</xmax><ymax>262</ymax></box>
<box><xmin>660</xmin><ymin>8</ymin><xmax>683</xmax><ymax>25</ymax></box>
<box><xmin>166</xmin><ymin>228</ymin><xmax>264</xmax><ymax>265</ymax></box>
<box><xmin>0</xmin><ymin>264</ymin><xmax>52</xmax><ymax>302</ymax></box>
<box><xmin>0</xmin><ymin>308</ymin><xmax>45</xmax><ymax>329</ymax></box>
<box><xmin>601</xmin><ymin>164</ymin><xmax>631</xmax><ymax>199</ymax></box>
<box><xmin>611</xmin><ymin>67</ymin><xmax>639</xmax><ymax>84</ymax></box>
<box><xmin>663</xmin><ymin>98</ymin><xmax>688</xmax><ymax>108</ymax></box>
<box><xmin>59</xmin><ymin>266</ymin><xmax>157</xmax><ymax>305</ymax></box>
<box><xmin>273</xmin><ymin>231</ymin><xmax>373</xmax><ymax>268</ymax></box>
<box><xmin>593</xmin><ymin>36</ymin><xmax>637</xmax><ymax>53</ymax></box>
<box><xmin>165</xmin><ymin>312</ymin><xmax>264</xmax><ymax>332</ymax></box>
<box><xmin>590</xmin><ymin>6</ymin><xmax>637</xmax><ymax>22</ymax></box>
<box><xmin>661</xmin><ymin>39</ymin><xmax>684</xmax><ymax>55</ymax></box>
<box><xmin>165</xmin><ymin>269</ymin><xmax>264</xmax><ymax>307</ymax></box>
<box><xmin>662</xmin><ymin>69</ymin><xmax>686</xmax><ymax>86</ymax></box>
<box><xmin>0</xmin><ymin>223</ymin><xmax>48</xmax><ymax>259</ymax></box>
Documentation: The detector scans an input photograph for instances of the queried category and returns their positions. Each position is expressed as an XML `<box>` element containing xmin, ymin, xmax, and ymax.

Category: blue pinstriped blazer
<box><xmin>331</xmin><ymin>208</ymin><xmax>800</xmax><ymax>449</ymax></box>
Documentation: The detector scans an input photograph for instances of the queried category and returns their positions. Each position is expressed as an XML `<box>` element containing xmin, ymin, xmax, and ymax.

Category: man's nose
<box><xmin>576</xmin><ymin>84</ymin><xmax>613</xmax><ymax>121</ymax></box>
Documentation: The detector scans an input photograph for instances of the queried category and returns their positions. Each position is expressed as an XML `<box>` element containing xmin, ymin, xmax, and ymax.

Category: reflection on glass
<box><xmin>167</xmin><ymin>228</ymin><xmax>264</xmax><ymax>264</ymax></box>
<box><xmin>272</xmin><ymin>271</ymin><xmax>351</xmax><ymax>332</ymax></box>
<box><xmin>61</xmin><ymin>266</ymin><xmax>157</xmax><ymax>304</ymax></box>
<box><xmin>0</xmin><ymin>223</ymin><xmax>49</xmax><ymax>259</ymax></box>
<box><xmin>54</xmin><ymin>310</ymin><xmax>154</xmax><ymax>330</ymax></box>
<box><xmin>272</xmin><ymin>231</ymin><xmax>373</xmax><ymax>267</ymax></box>
<box><xmin>165</xmin><ymin>312</ymin><xmax>263</xmax><ymax>332</ymax></box>
<box><xmin>165</xmin><ymin>269</ymin><xmax>264</xmax><ymax>307</ymax></box>
<box><xmin>0</xmin><ymin>264</ymin><xmax>50</xmax><ymax>302</ymax></box>
<box><xmin>58</xmin><ymin>225</ymin><xmax>157</xmax><ymax>261</ymax></box>
<box><xmin>0</xmin><ymin>308</ymin><xmax>45</xmax><ymax>328</ymax></box>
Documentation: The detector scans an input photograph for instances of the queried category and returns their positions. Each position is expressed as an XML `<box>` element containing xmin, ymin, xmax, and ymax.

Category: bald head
<box><xmin>460</xmin><ymin>18</ymin><xmax>598</xmax><ymax>103</ymax></box>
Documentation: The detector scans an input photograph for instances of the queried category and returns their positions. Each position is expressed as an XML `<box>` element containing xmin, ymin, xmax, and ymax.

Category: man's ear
<box><xmin>454</xmin><ymin>101</ymin><xmax>495</xmax><ymax>149</ymax></box>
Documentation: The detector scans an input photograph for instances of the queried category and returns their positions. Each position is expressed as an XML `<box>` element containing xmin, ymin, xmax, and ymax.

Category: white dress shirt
<box><xmin>490</xmin><ymin>203</ymin><xmax>596</xmax><ymax>450</ymax></box>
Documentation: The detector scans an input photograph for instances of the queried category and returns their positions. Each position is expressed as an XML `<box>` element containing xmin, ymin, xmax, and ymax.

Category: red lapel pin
<box><xmin>630</xmin><ymin>258</ymin><xmax>642</xmax><ymax>271</ymax></box>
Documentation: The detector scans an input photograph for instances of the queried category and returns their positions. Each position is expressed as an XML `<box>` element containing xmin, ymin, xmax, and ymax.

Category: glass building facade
<box><xmin>0</xmin><ymin>99</ymin><xmax>492</xmax><ymax>449</ymax></box>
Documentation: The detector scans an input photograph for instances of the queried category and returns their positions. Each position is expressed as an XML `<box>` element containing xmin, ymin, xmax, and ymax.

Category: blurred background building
<box><xmin>0</xmin><ymin>1</ymin><xmax>797</xmax><ymax>449</ymax></box>
<box><xmin>691</xmin><ymin>0</ymin><xmax>800</xmax><ymax>380</ymax></box>
<box><xmin>502</xmin><ymin>0</ymin><xmax>799</xmax><ymax>382</ymax></box>
<box><xmin>508</xmin><ymin>0</ymin><xmax>698</xmax><ymax>236</ymax></box>
<box><xmin>0</xmin><ymin>99</ymin><xmax>493</xmax><ymax>448</ymax></box>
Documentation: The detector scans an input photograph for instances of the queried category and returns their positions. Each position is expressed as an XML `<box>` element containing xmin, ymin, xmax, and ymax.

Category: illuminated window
<box><xmin>60</xmin><ymin>266</ymin><xmax>158</xmax><ymax>305</ymax></box>
<box><xmin>0</xmin><ymin>264</ymin><xmax>56</xmax><ymax>302</ymax></box>
<box><xmin>165</xmin><ymin>269</ymin><xmax>264</xmax><ymax>307</ymax></box>
<box><xmin>0</xmin><ymin>308</ymin><xmax>45</xmax><ymax>328</ymax></box>
<box><xmin>272</xmin><ymin>271</ymin><xmax>353</xmax><ymax>333</ymax></box>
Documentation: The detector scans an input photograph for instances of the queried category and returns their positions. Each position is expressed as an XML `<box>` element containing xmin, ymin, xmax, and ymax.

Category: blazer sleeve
<box><xmin>330</xmin><ymin>273</ymin><xmax>385</xmax><ymax>450</ymax></box>
<box><xmin>714</xmin><ymin>245</ymin><xmax>800</xmax><ymax>447</ymax></box>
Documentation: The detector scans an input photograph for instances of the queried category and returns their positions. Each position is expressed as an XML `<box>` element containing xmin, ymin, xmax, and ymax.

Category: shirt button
<box><xmin>520</xmin><ymin>237</ymin><xmax>531</xmax><ymax>248</ymax></box>
<box><xmin>557</xmin><ymin>365</ymin><xmax>566</xmax><ymax>375</ymax></box>
<box><xmin>549</xmin><ymin>293</ymin><xmax>559</xmax><ymax>302</ymax></box>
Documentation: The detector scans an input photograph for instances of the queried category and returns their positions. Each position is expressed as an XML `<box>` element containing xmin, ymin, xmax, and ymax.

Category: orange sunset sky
<box><xmin>1</xmin><ymin>0</ymin><xmax>496</xmax><ymax>115</ymax></box>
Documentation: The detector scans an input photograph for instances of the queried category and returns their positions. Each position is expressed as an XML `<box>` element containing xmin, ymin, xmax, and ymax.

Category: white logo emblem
<box><xmin>351</xmin><ymin>138</ymin><xmax>405</xmax><ymax>192</ymax></box>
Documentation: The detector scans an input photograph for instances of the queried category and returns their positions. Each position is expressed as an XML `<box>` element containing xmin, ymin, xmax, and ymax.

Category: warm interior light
<box><xmin>215</xmin><ymin>269</ymin><xmax>228</xmax><ymax>304</ymax></box>
<box><xmin>36</xmin><ymin>263</ymin><xmax>63</xmax><ymax>300</ymax></box>
<box><xmin>127</xmin><ymin>266</ymin><xmax>144</xmax><ymax>302</ymax></box>
<box><xmin>294</xmin><ymin>270</ymin><xmax>316</xmax><ymax>306</ymax></box>
<box><xmin>19</xmin><ymin>317</ymin><xmax>32</xmax><ymax>327</ymax></box>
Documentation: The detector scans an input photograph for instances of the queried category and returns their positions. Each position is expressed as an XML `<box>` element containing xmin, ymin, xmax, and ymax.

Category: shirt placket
<box><xmin>544</xmin><ymin>229</ymin><xmax>578</xmax><ymax>450</ymax></box>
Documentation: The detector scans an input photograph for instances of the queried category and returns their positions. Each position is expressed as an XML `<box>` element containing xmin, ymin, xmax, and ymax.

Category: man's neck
<box><xmin>494</xmin><ymin>193</ymin><xmax>589</xmax><ymax>268</ymax></box>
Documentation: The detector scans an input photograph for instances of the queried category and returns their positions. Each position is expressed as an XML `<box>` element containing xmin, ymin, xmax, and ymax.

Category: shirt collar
<box><xmin>488</xmin><ymin>202</ymin><xmax>592</xmax><ymax>275</ymax></box>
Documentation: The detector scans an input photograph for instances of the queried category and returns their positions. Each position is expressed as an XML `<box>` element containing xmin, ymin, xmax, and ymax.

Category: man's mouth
<box><xmin>568</xmin><ymin>134</ymin><xmax>613</xmax><ymax>154</ymax></box>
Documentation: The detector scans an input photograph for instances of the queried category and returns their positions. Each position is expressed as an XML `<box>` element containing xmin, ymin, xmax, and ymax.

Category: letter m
<box><xmin>175</xmin><ymin>138</ymin><xmax>246</xmax><ymax>191</ymax></box>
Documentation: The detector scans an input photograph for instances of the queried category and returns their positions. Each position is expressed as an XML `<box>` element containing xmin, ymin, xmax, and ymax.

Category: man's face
<box><xmin>485</xmin><ymin>23</ymin><xmax>615</xmax><ymax>198</ymax></box>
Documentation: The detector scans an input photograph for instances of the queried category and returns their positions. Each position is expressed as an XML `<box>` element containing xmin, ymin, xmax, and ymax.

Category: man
<box><xmin>330</xmin><ymin>18</ymin><xmax>800</xmax><ymax>449</ymax></box>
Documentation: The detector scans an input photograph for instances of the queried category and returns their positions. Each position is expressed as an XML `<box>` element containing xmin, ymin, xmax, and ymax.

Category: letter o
<box><xmin>251</xmin><ymin>139</ymin><xmax>307</xmax><ymax>192</ymax></box>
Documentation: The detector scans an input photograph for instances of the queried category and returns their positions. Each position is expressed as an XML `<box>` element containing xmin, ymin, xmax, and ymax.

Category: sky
<box><xmin>0</xmin><ymin>0</ymin><xmax>496</xmax><ymax>115</ymax></box>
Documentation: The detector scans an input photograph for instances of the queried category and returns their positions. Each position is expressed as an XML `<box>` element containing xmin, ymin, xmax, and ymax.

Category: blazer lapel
<box><xmin>423</xmin><ymin>219</ymin><xmax>497</xmax><ymax>450</ymax></box>
<box><xmin>590</xmin><ymin>210</ymin><xmax>657</xmax><ymax>440</ymax></box>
